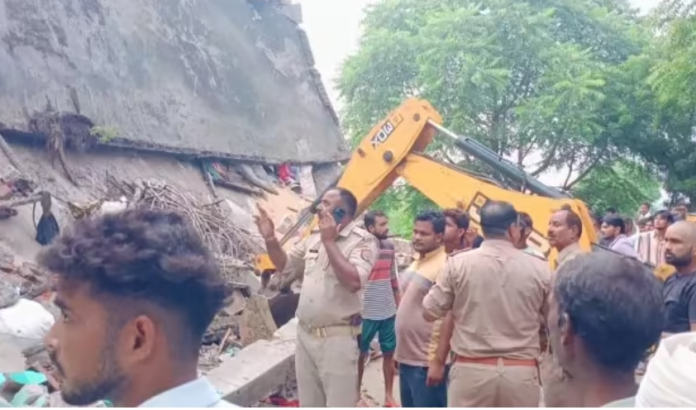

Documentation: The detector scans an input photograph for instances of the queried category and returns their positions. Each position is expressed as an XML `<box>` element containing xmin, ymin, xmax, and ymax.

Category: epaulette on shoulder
<box><xmin>448</xmin><ymin>247</ymin><xmax>474</xmax><ymax>258</ymax></box>
<box><xmin>351</xmin><ymin>226</ymin><xmax>370</xmax><ymax>238</ymax></box>
<box><xmin>521</xmin><ymin>251</ymin><xmax>547</xmax><ymax>263</ymax></box>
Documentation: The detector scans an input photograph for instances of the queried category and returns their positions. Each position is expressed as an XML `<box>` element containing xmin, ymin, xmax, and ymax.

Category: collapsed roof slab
<box><xmin>0</xmin><ymin>0</ymin><xmax>349</xmax><ymax>164</ymax></box>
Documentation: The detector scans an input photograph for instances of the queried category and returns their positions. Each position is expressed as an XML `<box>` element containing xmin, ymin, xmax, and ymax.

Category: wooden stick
<box><xmin>0</xmin><ymin>192</ymin><xmax>43</xmax><ymax>208</ymax></box>
<box><xmin>218</xmin><ymin>328</ymin><xmax>233</xmax><ymax>355</ymax></box>
<box><xmin>215</xmin><ymin>179</ymin><xmax>264</xmax><ymax>196</ymax></box>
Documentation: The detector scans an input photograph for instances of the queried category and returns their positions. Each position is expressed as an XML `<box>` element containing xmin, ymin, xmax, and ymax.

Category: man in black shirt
<box><xmin>663</xmin><ymin>221</ymin><xmax>696</xmax><ymax>335</ymax></box>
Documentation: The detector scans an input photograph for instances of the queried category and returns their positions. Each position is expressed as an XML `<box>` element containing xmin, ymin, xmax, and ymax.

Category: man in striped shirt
<box><xmin>358</xmin><ymin>211</ymin><xmax>400</xmax><ymax>407</ymax></box>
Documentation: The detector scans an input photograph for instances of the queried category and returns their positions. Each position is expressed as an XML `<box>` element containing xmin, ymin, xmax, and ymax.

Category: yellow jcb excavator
<box><xmin>255</xmin><ymin>98</ymin><xmax>600</xmax><ymax>275</ymax></box>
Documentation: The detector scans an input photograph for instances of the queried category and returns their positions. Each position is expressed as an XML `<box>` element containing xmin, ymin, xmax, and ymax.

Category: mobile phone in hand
<box><xmin>332</xmin><ymin>208</ymin><xmax>346</xmax><ymax>224</ymax></box>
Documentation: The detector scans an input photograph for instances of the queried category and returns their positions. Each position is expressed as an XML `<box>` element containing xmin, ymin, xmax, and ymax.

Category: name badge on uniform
<box><xmin>304</xmin><ymin>244</ymin><xmax>321</xmax><ymax>276</ymax></box>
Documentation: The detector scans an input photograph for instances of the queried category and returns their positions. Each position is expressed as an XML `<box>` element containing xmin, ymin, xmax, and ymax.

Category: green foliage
<box><xmin>89</xmin><ymin>125</ymin><xmax>119</xmax><ymax>143</ymax></box>
<box><xmin>339</xmin><ymin>0</ymin><xmax>668</xmax><ymax>223</ymax></box>
<box><xmin>643</xmin><ymin>0</ymin><xmax>696</xmax><ymax>206</ymax></box>
<box><xmin>373</xmin><ymin>185</ymin><xmax>436</xmax><ymax>238</ymax></box>
<box><xmin>572</xmin><ymin>160</ymin><xmax>662</xmax><ymax>215</ymax></box>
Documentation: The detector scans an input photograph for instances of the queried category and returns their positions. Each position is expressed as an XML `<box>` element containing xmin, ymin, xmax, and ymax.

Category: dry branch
<box><xmin>106</xmin><ymin>178</ymin><xmax>264</xmax><ymax>271</ymax></box>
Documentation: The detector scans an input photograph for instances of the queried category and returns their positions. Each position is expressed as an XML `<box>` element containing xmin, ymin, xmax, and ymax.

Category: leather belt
<box><xmin>298</xmin><ymin>320</ymin><xmax>361</xmax><ymax>338</ymax></box>
<box><xmin>454</xmin><ymin>355</ymin><xmax>537</xmax><ymax>367</ymax></box>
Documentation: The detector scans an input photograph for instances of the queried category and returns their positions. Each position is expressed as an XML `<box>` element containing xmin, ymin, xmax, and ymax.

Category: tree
<box><xmin>572</xmin><ymin>160</ymin><xmax>662</xmax><ymax>215</ymax></box>
<box><xmin>339</xmin><ymin>0</ymin><xmax>662</xmax><ymax>225</ymax></box>
<box><xmin>643</xmin><ymin>0</ymin><xmax>696</xmax><ymax>206</ymax></box>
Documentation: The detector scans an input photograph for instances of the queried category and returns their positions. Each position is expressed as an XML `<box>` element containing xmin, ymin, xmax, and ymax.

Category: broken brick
<box><xmin>0</xmin><ymin>183</ymin><xmax>12</xmax><ymax>200</ymax></box>
<box><xmin>0</xmin><ymin>260</ymin><xmax>15</xmax><ymax>273</ymax></box>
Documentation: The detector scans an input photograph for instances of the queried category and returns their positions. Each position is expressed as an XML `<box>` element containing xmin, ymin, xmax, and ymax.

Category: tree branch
<box><xmin>563</xmin><ymin>154</ymin><xmax>577</xmax><ymax>188</ymax></box>
<box><xmin>565</xmin><ymin>158</ymin><xmax>601</xmax><ymax>190</ymax></box>
<box><xmin>519</xmin><ymin>133</ymin><xmax>541</xmax><ymax>165</ymax></box>
<box><xmin>530</xmin><ymin>137</ymin><xmax>563</xmax><ymax>177</ymax></box>
<box><xmin>502</xmin><ymin>68</ymin><xmax>533</xmax><ymax>112</ymax></box>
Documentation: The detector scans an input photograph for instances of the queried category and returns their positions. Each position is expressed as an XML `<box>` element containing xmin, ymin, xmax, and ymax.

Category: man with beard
<box><xmin>423</xmin><ymin>201</ymin><xmax>550</xmax><ymax>407</ymax></box>
<box><xmin>39</xmin><ymin>209</ymin><xmax>232</xmax><ymax>407</ymax></box>
<box><xmin>395</xmin><ymin>210</ymin><xmax>449</xmax><ymax>407</ymax></box>
<box><xmin>358</xmin><ymin>210</ymin><xmax>400</xmax><ymax>407</ymax></box>
<box><xmin>542</xmin><ymin>208</ymin><xmax>585</xmax><ymax>407</ymax></box>
<box><xmin>662</xmin><ymin>221</ymin><xmax>696</xmax><ymax>335</ymax></box>
<box><xmin>547</xmin><ymin>252</ymin><xmax>663</xmax><ymax>407</ymax></box>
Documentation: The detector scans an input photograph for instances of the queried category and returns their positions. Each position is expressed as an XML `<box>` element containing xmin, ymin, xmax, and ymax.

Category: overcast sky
<box><xmin>298</xmin><ymin>0</ymin><xmax>661</xmax><ymax>106</ymax></box>
<box><xmin>297</xmin><ymin>0</ymin><xmax>662</xmax><ymax>188</ymax></box>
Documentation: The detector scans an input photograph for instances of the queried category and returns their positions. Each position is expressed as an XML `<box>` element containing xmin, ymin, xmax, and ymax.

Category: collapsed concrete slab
<box><xmin>0</xmin><ymin>0</ymin><xmax>348</xmax><ymax>164</ymax></box>
<box><xmin>207</xmin><ymin>320</ymin><xmax>297</xmax><ymax>407</ymax></box>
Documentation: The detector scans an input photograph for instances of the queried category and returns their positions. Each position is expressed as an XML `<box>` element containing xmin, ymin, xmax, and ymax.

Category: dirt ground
<box><xmin>362</xmin><ymin>358</ymin><xmax>401</xmax><ymax>407</ymax></box>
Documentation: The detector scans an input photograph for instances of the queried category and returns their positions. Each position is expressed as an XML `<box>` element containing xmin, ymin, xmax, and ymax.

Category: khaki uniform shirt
<box><xmin>423</xmin><ymin>240</ymin><xmax>551</xmax><ymax>360</ymax></box>
<box><xmin>555</xmin><ymin>242</ymin><xmax>583</xmax><ymax>269</ymax></box>
<box><xmin>287</xmin><ymin>222</ymin><xmax>378</xmax><ymax>328</ymax></box>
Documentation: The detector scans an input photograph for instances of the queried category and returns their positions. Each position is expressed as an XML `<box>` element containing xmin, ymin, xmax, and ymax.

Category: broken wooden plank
<box><xmin>0</xmin><ymin>193</ymin><xmax>43</xmax><ymax>208</ymax></box>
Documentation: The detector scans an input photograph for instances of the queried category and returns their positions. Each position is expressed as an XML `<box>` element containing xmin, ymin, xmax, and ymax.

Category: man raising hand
<box><xmin>255</xmin><ymin>188</ymin><xmax>378</xmax><ymax>407</ymax></box>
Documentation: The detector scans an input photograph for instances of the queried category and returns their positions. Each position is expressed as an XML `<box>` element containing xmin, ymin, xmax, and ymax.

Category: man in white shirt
<box><xmin>39</xmin><ymin>209</ymin><xmax>235</xmax><ymax>407</ymax></box>
<box><xmin>636</xmin><ymin>202</ymin><xmax>652</xmax><ymax>224</ymax></box>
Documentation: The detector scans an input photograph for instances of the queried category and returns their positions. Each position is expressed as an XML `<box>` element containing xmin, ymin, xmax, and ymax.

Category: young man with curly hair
<box><xmin>39</xmin><ymin>209</ymin><xmax>232</xmax><ymax>407</ymax></box>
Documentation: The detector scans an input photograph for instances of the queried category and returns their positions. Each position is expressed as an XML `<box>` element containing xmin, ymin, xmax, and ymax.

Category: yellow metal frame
<box><xmin>255</xmin><ymin>98</ymin><xmax>599</xmax><ymax>274</ymax></box>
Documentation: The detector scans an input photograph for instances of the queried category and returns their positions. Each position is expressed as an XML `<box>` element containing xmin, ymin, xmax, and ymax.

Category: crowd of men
<box><xmin>256</xmin><ymin>188</ymin><xmax>694</xmax><ymax>408</ymax></box>
<box><xmin>34</xmin><ymin>188</ymin><xmax>695</xmax><ymax>407</ymax></box>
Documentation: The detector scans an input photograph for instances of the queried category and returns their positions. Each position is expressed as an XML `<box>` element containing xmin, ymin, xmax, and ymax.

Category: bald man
<box><xmin>662</xmin><ymin>221</ymin><xmax>696</xmax><ymax>335</ymax></box>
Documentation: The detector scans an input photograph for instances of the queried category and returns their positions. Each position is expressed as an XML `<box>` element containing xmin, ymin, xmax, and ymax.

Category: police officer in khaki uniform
<box><xmin>423</xmin><ymin>201</ymin><xmax>551</xmax><ymax>407</ymax></box>
<box><xmin>541</xmin><ymin>207</ymin><xmax>586</xmax><ymax>407</ymax></box>
<box><xmin>255</xmin><ymin>187</ymin><xmax>378</xmax><ymax>407</ymax></box>
<box><xmin>548</xmin><ymin>208</ymin><xmax>585</xmax><ymax>269</ymax></box>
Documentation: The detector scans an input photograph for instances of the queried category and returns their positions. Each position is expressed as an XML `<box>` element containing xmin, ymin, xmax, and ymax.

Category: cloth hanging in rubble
<box><xmin>35</xmin><ymin>213</ymin><xmax>59</xmax><ymax>245</ymax></box>
<box><xmin>277</xmin><ymin>163</ymin><xmax>292</xmax><ymax>184</ymax></box>
<box><xmin>203</xmin><ymin>161</ymin><xmax>224</xmax><ymax>182</ymax></box>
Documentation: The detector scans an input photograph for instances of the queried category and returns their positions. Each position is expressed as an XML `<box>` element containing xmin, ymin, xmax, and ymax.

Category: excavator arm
<box><xmin>255</xmin><ymin>98</ymin><xmax>598</xmax><ymax>273</ymax></box>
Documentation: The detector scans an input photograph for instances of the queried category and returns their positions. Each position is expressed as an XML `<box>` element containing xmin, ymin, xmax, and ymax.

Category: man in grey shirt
<box><xmin>39</xmin><ymin>209</ymin><xmax>235</xmax><ymax>407</ymax></box>
<box><xmin>601</xmin><ymin>216</ymin><xmax>640</xmax><ymax>259</ymax></box>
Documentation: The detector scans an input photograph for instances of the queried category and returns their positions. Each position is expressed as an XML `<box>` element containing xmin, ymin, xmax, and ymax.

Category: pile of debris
<box><xmin>0</xmin><ymin>246</ymin><xmax>54</xmax><ymax>315</ymax></box>
<box><xmin>68</xmin><ymin>177</ymin><xmax>267</xmax><ymax>267</ymax></box>
<box><xmin>0</xmin><ymin>165</ymin><xmax>37</xmax><ymax>222</ymax></box>
<box><xmin>62</xmin><ymin>178</ymin><xmax>283</xmax><ymax>371</ymax></box>
<box><xmin>0</xmin><ymin>157</ymin><xmax>315</xmax><ymax>406</ymax></box>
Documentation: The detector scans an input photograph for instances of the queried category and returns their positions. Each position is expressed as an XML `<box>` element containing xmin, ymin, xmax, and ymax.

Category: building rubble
<box><xmin>0</xmin><ymin>160</ymin><xmax>329</xmax><ymax>407</ymax></box>
<box><xmin>0</xmin><ymin>0</ymin><xmax>355</xmax><ymax>405</ymax></box>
